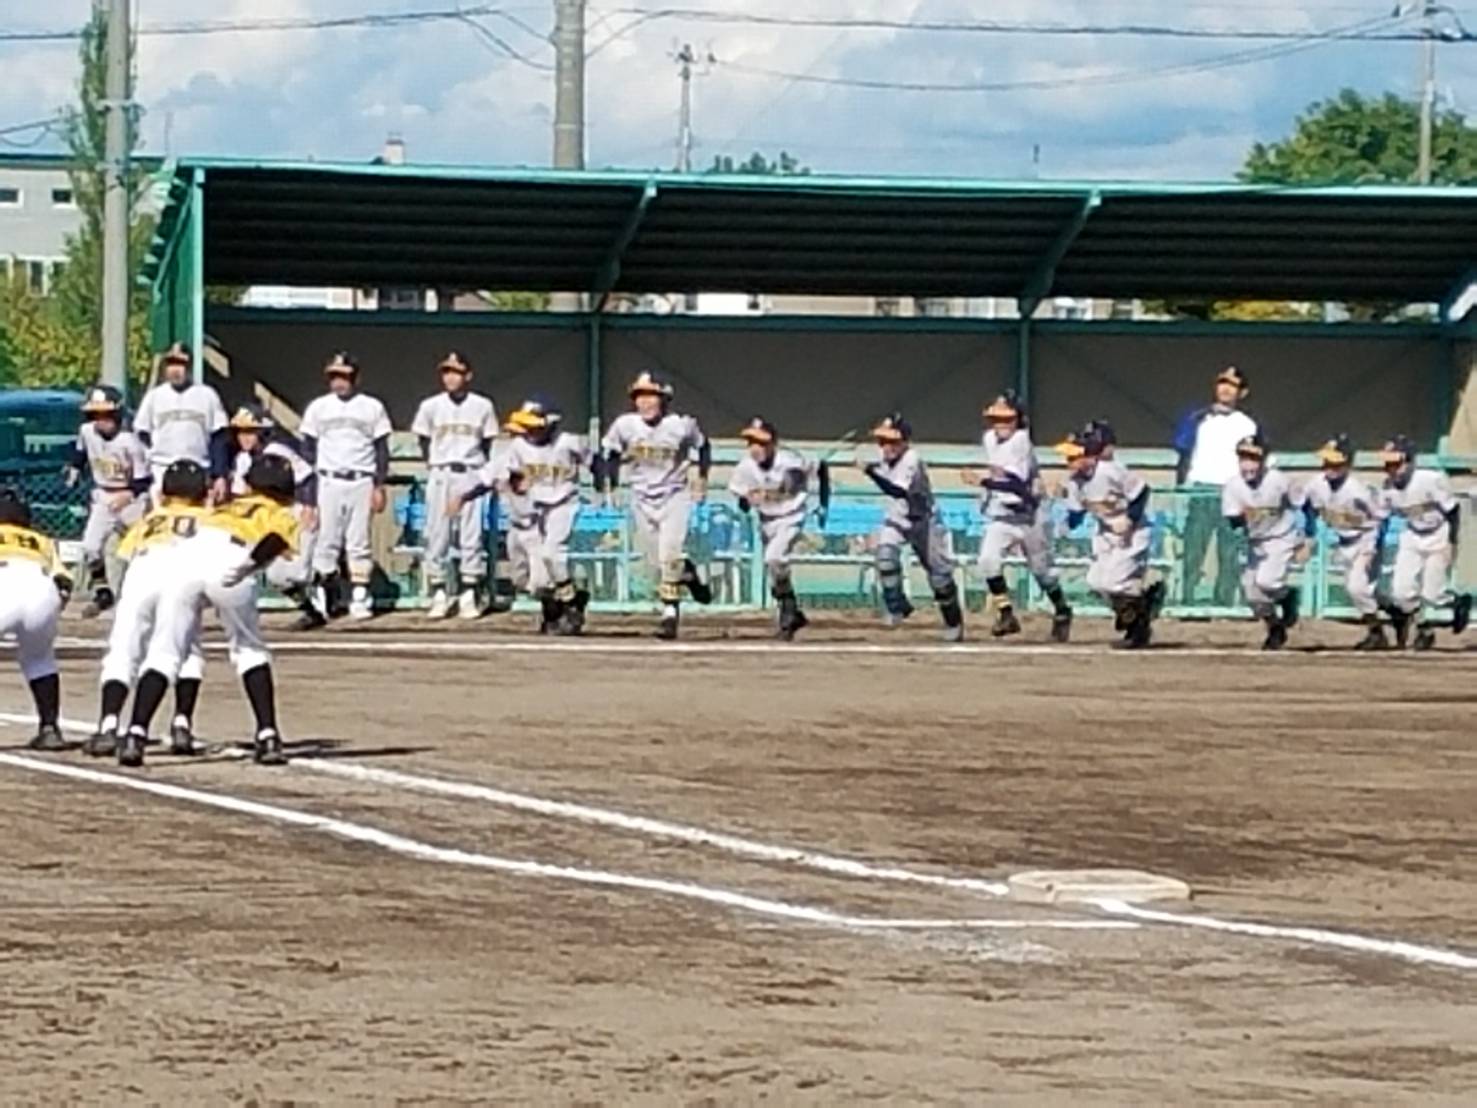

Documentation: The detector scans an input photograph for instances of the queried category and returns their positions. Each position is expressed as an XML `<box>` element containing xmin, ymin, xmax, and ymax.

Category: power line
<box><xmin>591</xmin><ymin>5</ymin><xmax>1475</xmax><ymax>42</ymax></box>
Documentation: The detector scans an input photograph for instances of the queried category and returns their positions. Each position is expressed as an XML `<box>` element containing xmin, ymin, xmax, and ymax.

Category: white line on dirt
<box><xmin>3</xmin><ymin>712</ymin><xmax>1475</xmax><ymax>972</ymax></box>
<box><xmin>25</xmin><ymin>635</ymin><xmax>1469</xmax><ymax>661</ymax></box>
<box><xmin>294</xmin><ymin>759</ymin><xmax>1013</xmax><ymax>896</ymax></box>
<box><xmin>1093</xmin><ymin>899</ymin><xmax>1477</xmax><ymax>972</ymax></box>
<box><xmin>0</xmin><ymin>751</ymin><xmax>1128</xmax><ymax>936</ymax></box>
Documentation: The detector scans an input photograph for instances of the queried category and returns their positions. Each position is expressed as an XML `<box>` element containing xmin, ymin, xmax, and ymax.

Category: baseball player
<box><xmin>132</xmin><ymin>342</ymin><xmax>229</xmax><ymax>498</ymax></box>
<box><xmin>1221</xmin><ymin>434</ymin><xmax>1309</xmax><ymax>651</ymax></box>
<box><xmin>65</xmin><ymin>384</ymin><xmax>150</xmax><ymax>616</ymax></box>
<box><xmin>226</xmin><ymin>403</ymin><xmax>323</xmax><ymax>628</ymax></box>
<box><xmin>0</xmin><ymin>488</ymin><xmax>71</xmax><ymax>750</ymax></box>
<box><xmin>116</xmin><ymin>455</ymin><xmax>301</xmax><ymax>768</ymax></box>
<box><xmin>84</xmin><ymin>460</ymin><xmax>213</xmax><ymax>758</ymax></box>
<box><xmin>962</xmin><ymin>391</ymin><xmax>1073</xmax><ymax>642</ymax></box>
<box><xmin>1378</xmin><ymin>434</ymin><xmax>1471</xmax><ymax>651</ymax></box>
<box><xmin>728</xmin><ymin>417</ymin><xmax>829</xmax><ymax>641</ymax></box>
<box><xmin>598</xmin><ymin>371</ymin><xmax>713</xmax><ymax>640</ymax></box>
<box><xmin>411</xmin><ymin>353</ymin><xmax>498</xmax><ymax>620</ymax></box>
<box><xmin>461</xmin><ymin>397</ymin><xmax>590</xmax><ymax>634</ymax></box>
<box><xmin>1058</xmin><ymin>422</ymin><xmax>1162</xmax><ymax>648</ymax></box>
<box><xmin>299</xmin><ymin>352</ymin><xmax>392</xmax><ymax>621</ymax></box>
<box><xmin>1305</xmin><ymin>434</ymin><xmax>1388</xmax><ymax>650</ymax></box>
<box><xmin>859</xmin><ymin>413</ymin><xmax>964</xmax><ymax>641</ymax></box>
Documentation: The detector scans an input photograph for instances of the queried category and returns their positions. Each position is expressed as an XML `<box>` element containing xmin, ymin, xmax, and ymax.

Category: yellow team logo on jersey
<box><xmin>627</xmin><ymin>443</ymin><xmax>677</xmax><ymax>463</ymax></box>
<box><xmin>0</xmin><ymin>524</ymin><xmax>68</xmax><ymax>579</ymax></box>
<box><xmin>207</xmin><ymin>495</ymin><xmax>300</xmax><ymax>554</ymax></box>
<box><xmin>117</xmin><ymin>501</ymin><xmax>213</xmax><ymax>559</ymax></box>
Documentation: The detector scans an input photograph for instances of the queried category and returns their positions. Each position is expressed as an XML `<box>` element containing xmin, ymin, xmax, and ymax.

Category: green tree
<box><xmin>0</xmin><ymin>2</ymin><xmax>155</xmax><ymax>390</ymax></box>
<box><xmin>709</xmin><ymin>150</ymin><xmax>811</xmax><ymax>176</ymax></box>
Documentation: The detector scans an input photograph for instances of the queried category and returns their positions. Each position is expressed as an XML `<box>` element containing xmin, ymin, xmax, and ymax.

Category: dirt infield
<box><xmin>2</xmin><ymin>611</ymin><xmax>1475</xmax><ymax>1101</ymax></box>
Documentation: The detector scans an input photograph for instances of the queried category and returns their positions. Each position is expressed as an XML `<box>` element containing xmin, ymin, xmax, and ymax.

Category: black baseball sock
<box><xmin>29</xmin><ymin>673</ymin><xmax>60</xmax><ymax>727</ymax></box>
<box><xmin>99</xmin><ymin>679</ymin><xmax>128</xmax><ymax>729</ymax></box>
<box><xmin>128</xmin><ymin>670</ymin><xmax>170</xmax><ymax>734</ymax></box>
<box><xmin>173</xmin><ymin>677</ymin><xmax>201</xmax><ymax>724</ymax></box>
<box><xmin>1044</xmin><ymin>584</ymin><xmax>1071</xmax><ymax>615</ymax></box>
<box><xmin>241</xmin><ymin>664</ymin><xmax>278</xmax><ymax>736</ymax></box>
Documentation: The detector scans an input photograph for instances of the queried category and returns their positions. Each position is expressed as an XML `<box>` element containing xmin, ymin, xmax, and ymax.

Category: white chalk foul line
<box><xmin>0</xmin><ymin>752</ymin><xmax>1127</xmax><ymax>936</ymax></box>
<box><xmin>295</xmin><ymin>759</ymin><xmax>1013</xmax><ymax>897</ymax></box>
<box><xmin>1093</xmin><ymin>899</ymin><xmax>1477</xmax><ymax>972</ymax></box>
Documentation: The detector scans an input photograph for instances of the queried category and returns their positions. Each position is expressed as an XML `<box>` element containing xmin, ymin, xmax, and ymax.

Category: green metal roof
<box><xmin>146</xmin><ymin>158</ymin><xmax>1477</xmax><ymax>303</ymax></box>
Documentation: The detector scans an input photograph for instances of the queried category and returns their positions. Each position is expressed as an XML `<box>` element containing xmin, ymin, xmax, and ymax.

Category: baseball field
<box><xmin>2</xmin><ymin>611</ymin><xmax>1474</xmax><ymax>1102</ymax></box>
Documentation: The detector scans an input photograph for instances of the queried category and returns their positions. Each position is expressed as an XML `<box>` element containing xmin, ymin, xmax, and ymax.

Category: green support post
<box><xmin>1016</xmin><ymin>314</ymin><xmax>1032</xmax><ymax>407</ymax></box>
<box><xmin>189</xmin><ymin>168</ymin><xmax>206</xmax><ymax>385</ymax></box>
<box><xmin>587</xmin><ymin>306</ymin><xmax>603</xmax><ymax>445</ymax></box>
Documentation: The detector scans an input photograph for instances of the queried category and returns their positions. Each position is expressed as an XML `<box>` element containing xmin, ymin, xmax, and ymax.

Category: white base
<box><xmin>1007</xmin><ymin>868</ymin><xmax>1191</xmax><ymax>906</ymax></box>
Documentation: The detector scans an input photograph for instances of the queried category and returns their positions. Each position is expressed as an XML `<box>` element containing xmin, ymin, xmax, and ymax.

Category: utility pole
<box><xmin>100</xmin><ymin>0</ymin><xmax>132</xmax><ymax>389</ymax></box>
<box><xmin>1416</xmin><ymin>0</ymin><xmax>1437</xmax><ymax>185</ymax></box>
<box><xmin>675</xmin><ymin>43</ymin><xmax>696</xmax><ymax>172</ymax></box>
<box><xmin>552</xmin><ymin>0</ymin><xmax>585</xmax><ymax>170</ymax></box>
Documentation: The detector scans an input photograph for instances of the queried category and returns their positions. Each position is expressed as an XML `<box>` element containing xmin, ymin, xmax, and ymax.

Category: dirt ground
<box><xmin>1</xmin><ymin>610</ymin><xmax>1474</xmax><ymax>1103</ymax></box>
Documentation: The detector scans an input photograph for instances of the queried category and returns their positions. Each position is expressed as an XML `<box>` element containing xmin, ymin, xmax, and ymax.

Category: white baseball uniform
<box><xmin>484</xmin><ymin>432</ymin><xmax>589</xmax><ymax>597</ymax></box>
<box><xmin>73</xmin><ymin>422</ymin><xmax>150</xmax><ymax>564</ymax></box>
<box><xmin>133</xmin><ymin>381</ymin><xmax>227</xmax><ymax>485</ymax></box>
<box><xmin>976</xmin><ymin>428</ymin><xmax>1056</xmax><ymax>586</ymax></box>
<box><xmin>230</xmin><ymin>441</ymin><xmax>316</xmax><ymax>591</ymax></box>
<box><xmin>601</xmin><ymin>411</ymin><xmax>705</xmax><ymax>602</ymax></box>
<box><xmin>728</xmin><ymin>448</ymin><xmax>815</xmax><ymax>587</ymax></box>
<box><xmin>301</xmin><ymin>391</ymin><xmax>392</xmax><ymax>585</ymax></box>
<box><xmin>1382</xmin><ymin>469</ymin><xmax>1459</xmax><ymax>614</ymax></box>
<box><xmin>0</xmin><ymin>524</ymin><xmax>66</xmax><ymax>683</ymax></box>
<box><xmin>1064</xmin><ymin>459</ymin><xmax>1150</xmax><ymax>598</ymax></box>
<box><xmin>1221</xmin><ymin>468</ymin><xmax>1306</xmax><ymax>613</ymax></box>
<box><xmin>1306</xmin><ymin>472</ymin><xmax>1384</xmax><ymax>616</ymax></box>
<box><xmin>411</xmin><ymin>391</ymin><xmax>497</xmax><ymax>587</ymax></box>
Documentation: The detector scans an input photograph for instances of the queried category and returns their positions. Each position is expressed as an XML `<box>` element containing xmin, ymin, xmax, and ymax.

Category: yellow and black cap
<box><xmin>159</xmin><ymin>341</ymin><xmax>192</xmax><ymax>367</ymax></box>
<box><xmin>1316</xmin><ymin>434</ymin><xmax>1353</xmax><ymax>467</ymax></box>
<box><xmin>983</xmin><ymin>390</ymin><xmax>1023</xmax><ymax>422</ymax></box>
<box><xmin>1235</xmin><ymin>433</ymin><xmax>1268</xmax><ymax>460</ymax></box>
<box><xmin>81</xmin><ymin>384</ymin><xmax>123</xmax><ymax>414</ymax></box>
<box><xmin>1378</xmin><ymin>434</ymin><xmax>1416</xmax><ymax>466</ymax></box>
<box><xmin>628</xmin><ymin>370</ymin><xmax>674</xmax><ymax>399</ymax></box>
<box><xmin>323</xmin><ymin>351</ymin><xmax>359</xmax><ymax>377</ymax></box>
<box><xmin>505</xmin><ymin>396</ymin><xmax>561</xmax><ymax>434</ymax></box>
<box><xmin>229</xmin><ymin>403</ymin><xmax>274</xmax><ymax>431</ymax></box>
<box><xmin>739</xmin><ymin>417</ymin><xmax>777</xmax><ymax>445</ymax></box>
<box><xmin>870</xmin><ymin>412</ymin><xmax>911</xmax><ymax>443</ymax></box>
<box><xmin>438</xmin><ymin>351</ymin><xmax>472</xmax><ymax>374</ymax></box>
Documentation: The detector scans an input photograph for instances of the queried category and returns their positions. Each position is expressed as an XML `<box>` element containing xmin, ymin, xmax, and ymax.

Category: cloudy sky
<box><xmin>3</xmin><ymin>1</ymin><xmax>1474</xmax><ymax>180</ymax></box>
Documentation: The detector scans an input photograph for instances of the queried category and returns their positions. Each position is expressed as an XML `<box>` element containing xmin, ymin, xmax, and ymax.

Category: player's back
<box><xmin>117</xmin><ymin>500</ymin><xmax>214</xmax><ymax>560</ymax></box>
<box><xmin>0</xmin><ymin>523</ymin><xmax>66</xmax><ymax>577</ymax></box>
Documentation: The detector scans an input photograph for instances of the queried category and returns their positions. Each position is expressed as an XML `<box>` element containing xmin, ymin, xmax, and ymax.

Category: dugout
<box><xmin>138</xmin><ymin>160</ymin><xmax>1477</xmax><ymax>614</ymax></box>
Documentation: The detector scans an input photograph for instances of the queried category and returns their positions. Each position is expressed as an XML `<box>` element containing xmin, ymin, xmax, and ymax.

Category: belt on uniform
<box><xmin>431</xmin><ymin>463</ymin><xmax>474</xmax><ymax>474</ymax></box>
<box><xmin>318</xmin><ymin>469</ymin><xmax>373</xmax><ymax>481</ymax></box>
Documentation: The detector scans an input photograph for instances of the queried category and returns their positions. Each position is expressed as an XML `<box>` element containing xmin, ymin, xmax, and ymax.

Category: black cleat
<box><xmin>1145</xmin><ymin>580</ymin><xmax>1167</xmax><ymax>620</ymax></box>
<box><xmin>1354</xmin><ymin>624</ymin><xmax>1388</xmax><ymax>651</ymax></box>
<box><xmin>1452</xmin><ymin>593</ymin><xmax>1472</xmax><ymax>636</ymax></box>
<box><xmin>777</xmin><ymin>609</ymin><xmax>809</xmax><ymax>642</ymax></box>
<box><xmin>82</xmin><ymin>587</ymin><xmax>116</xmax><ymax>619</ymax></box>
<box><xmin>118</xmin><ymin>730</ymin><xmax>146</xmax><ymax>768</ymax></box>
<box><xmin>169</xmin><ymin>722</ymin><xmax>198</xmax><ymax>757</ymax></box>
<box><xmin>291</xmin><ymin>608</ymin><xmax>328</xmax><ymax>632</ymax></box>
<box><xmin>1050</xmin><ymin>608</ymin><xmax>1073</xmax><ymax>644</ymax></box>
<box><xmin>1262</xmin><ymin>622</ymin><xmax>1288</xmax><ymax>651</ymax></box>
<box><xmin>1412</xmin><ymin>627</ymin><xmax>1437</xmax><ymax>652</ymax></box>
<box><xmin>253</xmin><ymin>731</ymin><xmax>288</xmax><ymax>766</ymax></box>
<box><xmin>28</xmin><ymin>724</ymin><xmax>66</xmax><ymax>752</ymax></box>
<box><xmin>990</xmin><ymin>605</ymin><xmax>1022</xmax><ymax>639</ymax></box>
<box><xmin>1280</xmin><ymin>587</ymin><xmax>1301</xmax><ymax>630</ymax></box>
<box><xmin>83</xmin><ymin>728</ymin><xmax>119</xmax><ymax>758</ymax></box>
<box><xmin>655</xmin><ymin>615</ymin><xmax>679</xmax><ymax>641</ymax></box>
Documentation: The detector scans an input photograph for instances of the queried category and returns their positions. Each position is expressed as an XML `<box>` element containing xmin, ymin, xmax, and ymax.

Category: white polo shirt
<box><xmin>1185</xmin><ymin>409</ymin><xmax>1259</xmax><ymax>486</ymax></box>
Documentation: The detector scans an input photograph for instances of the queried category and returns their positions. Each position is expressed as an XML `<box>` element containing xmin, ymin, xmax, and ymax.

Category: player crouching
<box><xmin>1222</xmin><ymin>434</ymin><xmax>1309</xmax><ymax>651</ymax></box>
<box><xmin>1378</xmin><ymin>435</ymin><xmax>1471</xmax><ymax>651</ymax></box>
<box><xmin>462</xmin><ymin>397</ymin><xmax>591</xmax><ymax>635</ymax></box>
<box><xmin>729</xmin><ymin>418</ymin><xmax>829</xmax><ymax>641</ymax></box>
<box><xmin>1057</xmin><ymin>423</ymin><xmax>1162</xmax><ymax>648</ymax></box>
<box><xmin>859</xmin><ymin>413</ymin><xmax>964</xmax><ymax>641</ymax></box>
<box><xmin>116</xmin><ymin>456</ymin><xmax>300</xmax><ymax>768</ymax></box>
<box><xmin>1305</xmin><ymin>434</ymin><xmax>1388</xmax><ymax>650</ymax></box>
<box><xmin>0</xmin><ymin>489</ymin><xmax>72</xmax><ymax>750</ymax></box>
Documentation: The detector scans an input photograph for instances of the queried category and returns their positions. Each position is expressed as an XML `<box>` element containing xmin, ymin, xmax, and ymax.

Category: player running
<box><xmin>963</xmin><ymin>390</ymin><xmax>1073</xmax><ymax>642</ymax></box>
<box><xmin>1305</xmin><ymin>434</ymin><xmax>1389</xmax><ymax>650</ymax></box>
<box><xmin>116</xmin><ymin>455</ymin><xmax>301</xmax><ymax>768</ymax></box>
<box><xmin>598</xmin><ymin>372</ymin><xmax>713</xmax><ymax>640</ymax></box>
<box><xmin>461</xmin><ymin>397</ymin><xmax>591</xmax><ymax>634</ymax></box>
<box><xmin>1057</xmin><ymin>422</ymin><xmax>1162</xmax><ymax>649</ymax></box>
<box><xmin>65</xmin><ymin>385</ymin><xmax>150</xmax><ymax>617</ymax></box>
<box><xmin>1378</xmin><ymin>434</ymin><xmax>1472</xmax><ymax>651</ymax></box>
<box><xmin>1221</xmin><ymin>434</ymin><xmax>1309</xmax><ymax>651</ymax></box>
<box><xmin>728</xmin><ymin>417</ymin><xmax>828</xmax><ymax>641</ymax></box>
<box><xmin>859</xmin><ymin>413</ymin><xmax>964</xmax><ymax>641</ymax></box>
<box><xmin>0</xmin><ymin>488</ymin><xmax>71</xmax><ymax>750</ymax></box>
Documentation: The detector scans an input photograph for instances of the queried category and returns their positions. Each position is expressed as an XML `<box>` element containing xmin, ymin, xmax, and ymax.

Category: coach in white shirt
<box><xmin>1173</xmin><ymin>365</ymin><xmax>1259</xmax><ymax>606</ymax></box>
<box><xmin>133</xmin><ymin>342</ymin><xmax>229</xmax><ymax>499</ymax></box>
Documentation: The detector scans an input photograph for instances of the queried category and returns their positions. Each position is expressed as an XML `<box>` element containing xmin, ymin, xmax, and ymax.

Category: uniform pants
<box><xmin>145</xmin><ymin>534</ymin><xmax>271</xmax><ymax>680</ymax></box>
<box><xmin>877</xmin><ymin>517</ymin><xmax>955</xmax><ymax>591</ymax></box>
<box><xmin>266</xmin><ymin>506</ymin><xmax>316</xmax><ymax>592</ymax></box>
<box><xmin>1391</xmin><ymin>528</ymin><xmax>1452</xmax><ymax>615</ymax></box>
<box><xmin>632</xmin><ymin>490</ymin><xmax>692</xmax><ymax>602</ymax></box>
<box><xmin>508</xmin><ymin>500</ymin><xmax>578</xmax><ymax>597</ymax></box>
<box><xmin>977</xmin><ymin>515</ymin><xmax>1058</xmax><ymax>587</ymax></box>
<box><xmin>100</xmin><ymin>546</ymin><xmax>206</xmax><ymax>687</ymax></box>
<box><xmin>1087</xmin><ymin>524</ymin><xmax>1150</xmax><ymax>599</ymax></box>
<box><xmin>760</xmin><ymin>511</ymin><xmax>806</xmax><ymax>589</ymax></box>
<box><xmin>0</xmin><ymin>562</ymin><xmax>62</xmax><ymax>682</ymax></box>
<box><xmin>314</xmin><ymin>475</ymin><xmax>374</xmax><ymax>585</ymax></box>
<box><xmin>1331</xmin><ymin>532</ymin><xmax>1380</xmax><ymax>616</ymax></box>
<box><xmin>1242</xmin><ymin>530</ymin><xmax>1301</xmax><ymax>616</ymax></box>
<box><xmin>82</xmin><ymin>488</ymin><xmax>147</xmax><ymax>564</ymax></box>
<box><xmin>424</xmin><ymin>468</ymin><xmax>485</xmax><ymax>586</ymax></box>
